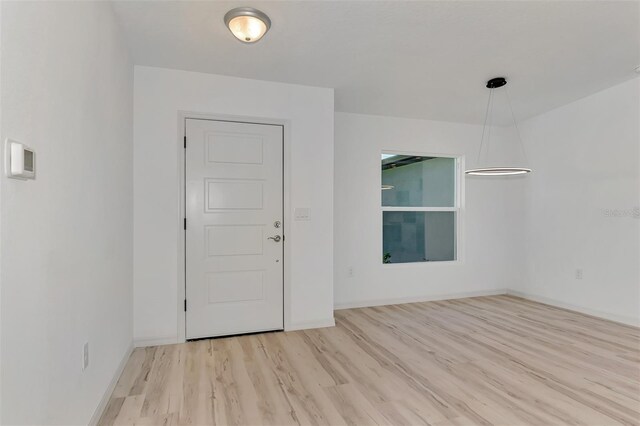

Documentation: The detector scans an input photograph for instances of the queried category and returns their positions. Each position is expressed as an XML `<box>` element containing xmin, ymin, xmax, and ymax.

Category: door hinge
<box><xmin>183</xmin><ymin>136</ymin><xmax>187</xmax><ymax>148</ymax></box>
<box><xmin>184</xmin><ymin>218</ymin><xmax>187</xmax><ymax>230</ymax></box>
<box><xmin>184</xmin><ymin>299</ymin><xmax>187</xmax><ymax>312</ymax></box>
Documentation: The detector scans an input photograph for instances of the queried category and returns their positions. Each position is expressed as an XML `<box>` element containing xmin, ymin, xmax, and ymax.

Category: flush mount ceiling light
<box><xmin>224</xmin><ymin>7</ymin><xmax>271</xmax><ymax>43</ymax></box>
<box><xmin>465</xmin><ymin>77</ymin><xmax>532</xmax><ymax>176</ymax></box>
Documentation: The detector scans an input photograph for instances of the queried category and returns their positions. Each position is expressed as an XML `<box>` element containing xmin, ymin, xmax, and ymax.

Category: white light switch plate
<box><xmin>4</xmin><ymin>138</ymin><xmax>36</xmax><ymax>180</ymax></box>
<box><xmin>294</xmin><ymin>207</ymin><xmax>310</xmax><ymax>221</ymax></box>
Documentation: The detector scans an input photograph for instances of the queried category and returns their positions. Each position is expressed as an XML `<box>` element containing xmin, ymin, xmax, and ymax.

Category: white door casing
<box><xmin>185</xmin><ymin>118</ymin><xmax>284</xmax><ymax>339</ymax></box>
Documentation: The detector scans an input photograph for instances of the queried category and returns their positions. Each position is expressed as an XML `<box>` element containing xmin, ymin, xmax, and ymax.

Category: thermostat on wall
<box><xmin>5</xmin><ymin>139</ymin><xmax>36</xmax><ymax>179</ymax></box>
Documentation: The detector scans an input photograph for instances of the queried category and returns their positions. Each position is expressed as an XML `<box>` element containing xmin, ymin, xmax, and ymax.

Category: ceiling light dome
<box><xmin>224</xmin><ymin>7</ymin><xmax>271</xmax><ymax>43</ymax></box>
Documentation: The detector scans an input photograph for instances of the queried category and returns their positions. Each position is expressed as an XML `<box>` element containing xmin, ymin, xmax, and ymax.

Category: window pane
<box><xmin>382</xmin><ymin>155</ymin><xmax>455</xmax><ymax>207</ymax></box>
<box><xmin>382</xmin><ymin>211</ymin><xmax>456</xmax><ymax>263</ymax></box>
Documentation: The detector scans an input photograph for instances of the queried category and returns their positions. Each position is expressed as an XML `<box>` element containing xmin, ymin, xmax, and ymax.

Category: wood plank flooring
<box><xmin>99</xmin><ymin>295</ymin><xmax>640</xmax><ymax>425</ymax></box>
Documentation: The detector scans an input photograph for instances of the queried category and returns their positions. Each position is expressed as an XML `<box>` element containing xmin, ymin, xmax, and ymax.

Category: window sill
<box><xmin>382</xmin><ymin>259</ymin><xmax>464</xmax><ymax>267</ymax></box>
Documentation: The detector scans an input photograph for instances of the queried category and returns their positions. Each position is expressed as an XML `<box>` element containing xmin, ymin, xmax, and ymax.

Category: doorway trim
<box><xmin>176</xmin><ymin>111</ymin><xmax>291</xmax><ymax>343</ymax></box>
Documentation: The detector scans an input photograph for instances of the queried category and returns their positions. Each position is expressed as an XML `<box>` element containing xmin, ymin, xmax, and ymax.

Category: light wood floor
<box><xmin>99</xmin><ymin>295</ymin><xmax>640</xmax><ymax>426</ymax></box>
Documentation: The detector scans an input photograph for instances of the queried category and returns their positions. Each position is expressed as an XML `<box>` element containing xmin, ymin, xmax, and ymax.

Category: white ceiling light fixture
<box><xmin>466</xmin><ymin>77</ymin><xmax>532</xmax><ymax>176</ymax></box>
<box><xmin>224</xmin><ymin>7</ymin><xmax>271</xmax><ymax>44</ymax></box>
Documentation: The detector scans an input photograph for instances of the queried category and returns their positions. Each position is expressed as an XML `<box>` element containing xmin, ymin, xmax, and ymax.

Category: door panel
<box><xmin>205</xmin><ymin>180</ymin><xmax>264</xmax><ymax>210</ymax></box>
<box><xmin>185</xmin><ymin>119</ymin><xmax>284</xmax><ymax>339</ymax></box>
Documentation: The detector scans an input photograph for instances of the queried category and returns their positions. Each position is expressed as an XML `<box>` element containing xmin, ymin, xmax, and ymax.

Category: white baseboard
<box><xmin>507</xmin><ymin>290</ymin><xmax>640</xmax><ymax>327</ymax></box>
<box><xmin>334</xmin><ymin>289</ymin><xmax>508</xmax><ymax>310</ymax></box>
<box><xmin>89</xmin><ymin>342</ymin><xmax>134</xmax><ymax>426</ymax></box>
<box><xmin>286</xmin><ymin>317</ymin><xmax>336</xmax><ymax>331</ymax></box>
<box><xmin>134</xmin><ymin>335</ymin><xmax>179</xmax><ymax>348</ymax></box>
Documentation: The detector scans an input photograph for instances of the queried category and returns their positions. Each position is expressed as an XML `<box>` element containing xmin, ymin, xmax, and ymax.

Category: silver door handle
<box><xmin>267</xmin><ymin>235</ymin><xmax>281</xmax><ymax>242</ymax></box>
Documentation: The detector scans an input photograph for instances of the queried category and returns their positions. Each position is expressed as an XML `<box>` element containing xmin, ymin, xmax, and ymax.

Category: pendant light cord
<box><xmin>476</xmin><ymin>88</ymin><xmax>495</xmax><ymax>166</ymax></box>
<box><xmin>486</xmin><ymin>88</ymin><xmax>495</xmax><ymax>165</ymax></box>
<box><xmin>505</xmin><ymin>85</ymin><xmax>530</xmax><ymax>165</ymax></box>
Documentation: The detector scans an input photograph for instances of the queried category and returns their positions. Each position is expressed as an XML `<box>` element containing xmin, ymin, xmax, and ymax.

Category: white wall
<box><xmin>0</xmin><ymin>2</ymin><xmax>134</xmax><ymax>425</ymax></box>
<box><xmin>133</xmin><ymin>66</ymin><xmax>334</xmax><ymax>343</ymax></box>
<box><xmin>514</xmin><ymin>77</ymin><xmax>640</xmax><ymax>325</ymax></box>
<box><xmin>334</xmin><ymin>112</ymin><xmax>524</xmax><ymax>308</ymax></box>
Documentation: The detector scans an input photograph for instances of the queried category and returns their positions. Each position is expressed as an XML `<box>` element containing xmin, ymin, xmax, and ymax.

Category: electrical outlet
<box><xmin>575</xmin><ymin>269</ymin><xmax>583</xmax><ymax>280</ymax></box>
<box><xmin>82</xmin><ymin>342</ymin><xmax>89</xmax><ymax>371</ymax></box>
<box><xmin>348</xmin><ymin>266</ymin><xmax>354</xmax><ymax>277</ymax></box>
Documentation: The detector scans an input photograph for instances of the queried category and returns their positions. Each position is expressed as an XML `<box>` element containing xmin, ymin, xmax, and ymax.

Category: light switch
<box><xmin>5</xmin><ymin>139</ymin><xmax>35</xmax><ymax>180</ymax></box>
<box><xmin>294</xmin><ymin>207</ymin><xmax>310</xmax><ymax>221</ymax></box>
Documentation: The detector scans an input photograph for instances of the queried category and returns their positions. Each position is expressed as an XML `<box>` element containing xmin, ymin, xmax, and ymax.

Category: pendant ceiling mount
<box><xmin>486</xmin><ymin>77</ymin><xmax>507</xmax><ymax>89</ymax></box>
<box><xmin>465</xmin><ymin>77</ymin><xmax>532</xmax><ymax>177</ymax></box>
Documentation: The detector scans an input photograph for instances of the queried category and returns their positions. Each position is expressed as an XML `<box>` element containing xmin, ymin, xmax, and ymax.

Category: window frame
<box><xmin>380</xmin><ymin>150</ymin><xmax>465</xmax><ymax>266</ymax></box>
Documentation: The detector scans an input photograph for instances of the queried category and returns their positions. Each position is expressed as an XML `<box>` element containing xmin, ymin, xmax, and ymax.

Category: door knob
<box><xmin>267</xmin><ymin>235</ymin><xmax>281</xmax><ymax>242</ymax></box>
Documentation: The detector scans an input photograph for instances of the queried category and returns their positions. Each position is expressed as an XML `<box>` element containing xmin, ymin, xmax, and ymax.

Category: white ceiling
<box><xmin>111</xmin><ymin>1</ymin><xmax>639</xmax><ymax>125</ymax></box>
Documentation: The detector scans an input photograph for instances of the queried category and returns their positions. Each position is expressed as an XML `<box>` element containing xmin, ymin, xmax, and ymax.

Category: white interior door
<box><xmin>185</xmin><ymin>118</ymin><xmax>284</xmax><ymax>339</ymax></box>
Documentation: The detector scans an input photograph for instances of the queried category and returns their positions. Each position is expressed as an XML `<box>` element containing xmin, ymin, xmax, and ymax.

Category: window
<box><xmin>381</xmin><ymin>153</ymin><xmax>460</xmax><ymax>264</ymax></box>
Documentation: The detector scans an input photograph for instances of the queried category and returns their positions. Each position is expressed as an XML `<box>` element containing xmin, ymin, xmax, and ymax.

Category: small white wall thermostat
<box><xmin>5</xmin><ymin>139</ymin><xmax>36</xmax><ymax>180</ymax></box>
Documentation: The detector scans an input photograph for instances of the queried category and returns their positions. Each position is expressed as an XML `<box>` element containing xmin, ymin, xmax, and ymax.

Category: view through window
<box><xmin>382</xmin><ymin>153</ymin><xmax>458</xmax><ymax>264</ymax></box>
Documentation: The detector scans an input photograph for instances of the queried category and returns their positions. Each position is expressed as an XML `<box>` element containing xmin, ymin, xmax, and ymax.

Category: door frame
<box><xmin>176</xmin><ymin>111</ymin><xmax>291</xmax><ymax>343</ymax></box>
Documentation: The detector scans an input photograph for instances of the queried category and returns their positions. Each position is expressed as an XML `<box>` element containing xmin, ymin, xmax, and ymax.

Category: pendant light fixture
<box><xmin>465</xmin><ymin>77</ymin><xmax>532</xmax><ymax>176</ymax></box>
<box><xmin>224</xmin><ymin>7</ymin><xmax>271</xmax><ymax>43</ymax></box>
